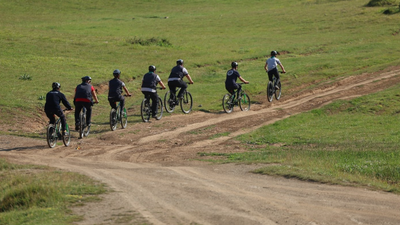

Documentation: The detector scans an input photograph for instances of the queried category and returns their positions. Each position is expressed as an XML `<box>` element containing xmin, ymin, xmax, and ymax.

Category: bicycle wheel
<box><xmin>239</xmin><ymin>91</ymin><xmax>251</xmax><ymax>111</ymax></box>
<box><xmin>222</xmin><ymin>93</ymin><xmax>233</xmax><ymax>113</ymax></box>
<box><xmin>267</xmin><ymin>81</ymin><xmax>274</xmax><ymax>102</ymax></box>
<box><xmin>155</xmin><ymin>97</ymin><xmax>163</xmax><ymax>120</ymax></box>
<box><xmin>180</xmin><ymin>91</ymin><xmax>193</xmax><ymax>114</ymax></box>
<box><xmin>62</xmin><ymin>124</ymin><xmax>71</xmax><ymax>147</ymax></box>
<box><xmin>275</xmin><ymin>80</ymin><xmax>282</xmax><ymax>100</ymax></box>
<box><xmin>110</xmin><ymin>108</ymin><xmax>117</xmax><ymax>131</ymax></box>
<box><xmin>164</xmin><ymin>91</ymin><xmax>175</xmax><ymax>113</ymax></box>
<box><xmin>141</xmin><ymin>99</ymin><xmax>150</xmax><ymax>122</ymax></box>
<box><xmin>120</xmin><ymin>107</ymin><xmax>128</xmax><ymax>128</ymax></box>
<box><xmin>46</xmin><ymin>124</ymin><xmax>57</xmax><ymax>148</ymax></box>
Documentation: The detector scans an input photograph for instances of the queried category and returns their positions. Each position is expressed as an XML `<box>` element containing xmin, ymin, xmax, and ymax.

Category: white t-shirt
<box><xmin>266</xmin><ymin>57</ymin><xmax>281</xmax><ymax>71</ymax></box>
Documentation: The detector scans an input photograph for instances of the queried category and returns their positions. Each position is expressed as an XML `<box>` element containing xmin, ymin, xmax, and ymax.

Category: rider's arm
<box><xmin>185</xmin><ymin>74</ymin><xmax>194</xmax><ymax>84</ymax></box>
<box><xmin>279</xmin><ymin>63</ymin><xmax>286</xmax><ymax>73</ymax></box>
<box><xmin>264</xmin><ymin>63</ymin><xmax>268</xmax><ymax>72</ymax></box>
<box><xmin>158</xmin><ymin>80</ymin><xmax>166</xmax><ymax>89</ymax></box>
<box><xmin>239</xmin><ymin>76</ymin><xmax>249</xmax><ymax>84</ymax></box>
<box><xmin>91</xmin><ymin>88</ymin><xmax>99</xmax><ymax>103</ymax></box>
<box><xmin>123</xmin><ymin>86</ymin><xmax>131</xmax><ymax>96</ymax></box>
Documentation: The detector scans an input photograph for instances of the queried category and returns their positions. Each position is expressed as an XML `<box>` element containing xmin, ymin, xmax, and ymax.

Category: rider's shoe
<box><xmin>75</xmin><ymin>124</ymin><xmax>80</xmax><ymax>131</ymax></box>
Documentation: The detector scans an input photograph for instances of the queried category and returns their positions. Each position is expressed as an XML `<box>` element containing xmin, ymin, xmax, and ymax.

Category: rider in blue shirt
<box><xmin>225</xmin><ymin>62</ymin><xmax>249</xmax><ymax>99</ymax></box>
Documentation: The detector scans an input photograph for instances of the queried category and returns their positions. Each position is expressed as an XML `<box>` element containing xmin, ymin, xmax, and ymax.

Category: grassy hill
<box><xmin>1</xmin><ymin>0</ymin><xmax>399</xmax><ymax>134</ymax></box>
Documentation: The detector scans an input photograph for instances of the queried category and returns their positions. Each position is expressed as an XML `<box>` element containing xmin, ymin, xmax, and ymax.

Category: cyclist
<box><xmin>264</xmin><ymin>50</ymin><xmax>286</xmax><ymax>90</ymax></box>
<box><xmin>44</xmin><ymin>82</ymin><xmax>73</xmax><ymax>135</ymax></box>
<box><xmin>141</xmin><ymin>65</ymin><xmax>166</xmax><ymax>118</ymax></box>
<box><xmin>108</xmin><ymin>69</ymin><xmax>132</xmax><ymax>116</ymax></box>
<box><xmin>167</xmin><ymin>59</ymin><xmax>194</xmax><ymax>104</ymax></box>
<box><xmin>73</xmin><ymin>76</ymin><xmax>99</xmax><ymax>131</ymax></box>
<box><xmin>225</xmin><ymin>61</ymin><xmax>249</xmax><ymax>100</ymax></box>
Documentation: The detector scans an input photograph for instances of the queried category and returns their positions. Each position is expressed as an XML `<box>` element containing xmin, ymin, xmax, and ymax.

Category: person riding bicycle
<box><xmin>141</xmin><ymin>65</ymin><xmax>166</xmax><ymax>118</ymax></box>
<box><xmin>73</xmin><ymin>76</ymin><xmax>99</xmax><ymax>131</ymax></box>
<box><xmin>108</xmin><ymin>69</ymin><xmax>132</xmax><ymax>116</ymax></box>
<box><xmin>264</xmin><ymin>50</ymin><xmax>286</xmax><ymax>90</ymax></box>
<box><xmin>44</xmin><ymin>82</ymin><xmax>73</xmax><ymax>135</ymax></box>
<box><xmin>225</xmin><ymin>61</ymin><xmax>249</xmax><ymax>100</ymax></box>
<box><xmin>167</xmin><ymin>59</ymin><xmax>194</xmax><ymax>104</ymax></box>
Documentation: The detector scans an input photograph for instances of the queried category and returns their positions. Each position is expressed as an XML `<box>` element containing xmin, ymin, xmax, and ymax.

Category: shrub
<box><xmin>18</xmin><ymin>74</ymin><xmax>32</xmax><ymax>80</ymax></box>
<box><xmin>366</xmin><ymin>0</ymin><xmax>396</xmax><ymax>7</ymax></box>
<box><xmin>126</xmin><ymin>37</ymin><xmax>172</xmax><ymax>47</ymax></box>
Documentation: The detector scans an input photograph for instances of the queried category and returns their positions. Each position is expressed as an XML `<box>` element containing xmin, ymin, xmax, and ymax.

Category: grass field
<box><xmin>1</xmin><ymin>0</ymin><xmax>400</xmax><ymax>223</ymax></box>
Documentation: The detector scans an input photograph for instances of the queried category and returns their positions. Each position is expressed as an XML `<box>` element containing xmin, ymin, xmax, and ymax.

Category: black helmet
<box><xmin>113</xmin><ymin>69</ymin><xmax>121</xmax><ymax>77</ymax></box>
<box><xmin>271</xmin><ymin>51</ymin><xmax>278</xmax><ymax>56</ymax></box>
<box><xmin>231</xmin><ymin>61</ymin><xmax>238</xmax><ymax>68</ymax></box>
<box><xmin>149</xmin><ymin>65</ymin><xmax>156</xmax><ymax>72</ymax></box>
<box><xmin>52</xmin><ymin>82</ymin><xmax>61</xmax><ymax>89</ymax></box>
<box><xmin>81</xmin><ymin>76</ymin><xmax>92</xmax><ymax>81</ymax></box>
<box><xmin>176</xmin><ymin>59</ymin><xmax>184</xmax><ymax>65</ymax></box>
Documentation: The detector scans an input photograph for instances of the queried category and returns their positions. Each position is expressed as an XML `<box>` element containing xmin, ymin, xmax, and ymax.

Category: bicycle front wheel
<box><xmin>155</xmin><ymin>97</ymin><xmax>163</xmax><ymax>120</ymax></box>
<box><xmin>275</xmin><ymin>80</ymin><xmax>282</xmax><ymax>100</ymax></box>
<box><xmin>62</xmin><ymin>124</ymin><xmax>71</xmax><ymax>147</ymax></box>
<box><xmin>239</xmin><ymin>91</ymin><xmax>251</xmax><ymax>111</ymax></box>
<box><xmin>180</xmin><ymin>91</ymin><xmax>193</xmax><ymax>114</ymax></box>
<box><xmin>110</xmin><ymin>108</ymin><xmax>117</xmax><ymax>131</ymax></box>
<box><xmin>46</xmin><ymin>124</ymin><xmax>57</xmax><ymax>148</ymax></box>
<box><xmin>164</xmin><ymin>91</ymin><xmax>175</xmax><ymax>113</ymax></box>
<box><xmin>120</xmin><ymin>107</ymin><xmax>128</xmax><ymax>128</ymax></box>
<box><xmin>222</xmin><ymin>93</ymin><xmax>233</xmax><ymax>113</ymax></box>
<box><xmin>141</xmin><ymin>99</ymin><xmax>150</xmax><ymax>122</ymax></box>
<box><xmin>267</xmin><ymin>81</ymin><xmax>274</xmax><ymax>102</ymax></box>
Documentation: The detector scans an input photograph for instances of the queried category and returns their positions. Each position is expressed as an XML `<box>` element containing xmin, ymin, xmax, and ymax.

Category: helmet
<box><xmin>231</xmin><ymin>61</ymin><xmax>238</xmax><ymax>68</ymax></box>
<box><xmin>176</xmin><ymin>59</ymin><xmax>184</xmax><ymax>65</ymax></box>
<box><xmin>81</xmin><ymin>76</ymin><xmax>92</xmax><ymax>81</ymax></box>
<box><xmin>271</xmin><ymin>51</ymin><xmax>278</xmax><ymax>56</ymax></box>
<box><xmin>52</xmin><ymin>82</ymin><xmax>61</xmax><ymax>89</ymax></box>
<box><xmin>149</xmin><ymin>65</ymin><xmax>156</xmax><ymax>72</ymax></box>
<box><xmin>113</xmin><ymin>69</ymin><xmax>121</xmax><ymax>77</ymax></box>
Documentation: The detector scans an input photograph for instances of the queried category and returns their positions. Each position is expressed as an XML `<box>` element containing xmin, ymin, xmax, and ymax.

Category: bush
<box><xmin>366</xmin><ymin>0</ymin><xmax>396</xmax><ymax>7</ymax></box>
<box><xmin>126</xmin><ymin>37</ymin><xmax>172</xmax><ymax>47</ymax></box>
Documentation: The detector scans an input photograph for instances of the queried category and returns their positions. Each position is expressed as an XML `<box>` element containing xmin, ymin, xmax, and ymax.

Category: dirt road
<box><xmin>1</xmin><ymin>68</ymin><xmax>400</xmax><ymax>225</ymax></box>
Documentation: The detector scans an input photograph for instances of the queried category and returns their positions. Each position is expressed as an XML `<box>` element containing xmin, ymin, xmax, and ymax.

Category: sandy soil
<box><xmin>1</xmin><ymin>68</ymin><xmax>400</xmax><ymax>225</ymax></box>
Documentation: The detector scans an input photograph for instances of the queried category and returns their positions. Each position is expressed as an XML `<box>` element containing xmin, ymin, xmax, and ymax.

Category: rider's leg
<box><xmin>177</xmin><ymin>80</ymin><xmax>188</xmax><ymax>99</ymax></box>
<box><xmin>108</xmin><ymin>97</ymin><xmax>117</xmax><ymax>110</ymax></box>
<box><xmin>149</xmin><ymin>92</ymin><xmax>158</xmax><ymax>117</ymax></box>
<box><xmin>236</xmin><ymin>83</ymin><xmax>242</xmax><ymax>99</ymax></box>
<box><xmin>45</xmin><ymin>110</ymin><xmax>56</xmax><ymax>125</ymax></box>
<box><xmin>74</xmin><ymin>102</ymin><xmax>83</xmax><ymax>128</ymax></box>
<box><xmin>84</xmin><ymin>102</ymin><xmax>92</xmax><ymax>126</ymax></box>
<box><xmin>55</xmin><ymin>109</ymin><xmax>67</xmax><ymax>131</ymax></box>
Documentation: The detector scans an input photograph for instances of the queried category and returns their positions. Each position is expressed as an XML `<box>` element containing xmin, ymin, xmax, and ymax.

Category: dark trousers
<box><xmin>74</xmin><ymin>101</ymin><xmax>92</xmax><ymax>126</ymax></box>
<box><xmin>46</xmin><ymin>109</ymin><xmax>67</xmax><ymax>130</ymax></box>
<box><xmin>108</xmin><ymin>95</ymin><xmax>125</xmax><ymax>113</ymax></box>
<box><xmin>226</xmin><ymin>83</ymin><xmax>242</xmax><ymax>99</ymax></box>
<box><xmin>142</xmin><ymin>91</ymin><xmax>158</xmax><ymax>117</ymax></box>
<box><xmin>168</xmin><ymin>80</ymin><xmax>187</xmax><ymax>100</ymax></box>
<box><xmin>268</xmin><ymin>67</ymin><xmax>280</xmax><ymax>84</ymax></box>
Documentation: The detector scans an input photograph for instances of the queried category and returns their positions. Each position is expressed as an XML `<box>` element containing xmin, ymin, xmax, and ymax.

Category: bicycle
<box><xmin>267</xmin><ymin>72</ymin><xmax>285</xmax><ymax>102</ymax></box>
<box><xmin>78</xmin><ymin>106</ymin><xmax>91</xmax><ymax>139</ymax></box>
<box><xmin>164</xmin><ymin>83</ymin><xmax>193</xmax><ymax>114</ymax></box>
<box><xmin>46</xmin><ymin>109</ymin><xmax>71</xmax><ymax>148</ymax></box>
<box><xmin>141</xmin><ymin>89</ymin><xmax>163</xmax><ymax>122</ymax></box>
<box><xmin>222</xmin><ymin>83</ymin><xmax>251</xmax><ymax>113</ymax></box>
<box><xmin>110</xmin><ymin>97</ymin><xmax>129</xmax><ymax>131</ymax></box>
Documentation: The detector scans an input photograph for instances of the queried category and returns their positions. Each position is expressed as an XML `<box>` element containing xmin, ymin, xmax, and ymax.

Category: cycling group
<box><xmin>44</xmin><ymin>52</ymin><xmax>285</xmax><ymax>147</ymax></box>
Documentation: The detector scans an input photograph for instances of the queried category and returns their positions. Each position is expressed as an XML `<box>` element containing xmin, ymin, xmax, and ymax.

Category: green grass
<box><xmin>199</xmin><ymin>85</ymin><xmax>400</xmax><ymax>193</ymax></box>
<box><xmin>0</xmin><ymin>158</ymin><xmax>107</xmax><ymax>225</ymax></box>
<box><xmin>1</xmin><ymin>0</ymin><xmax>400</xmax><ymax>131</ymax></box>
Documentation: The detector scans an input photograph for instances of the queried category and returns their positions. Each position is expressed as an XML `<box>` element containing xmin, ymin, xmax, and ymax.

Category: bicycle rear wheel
<box><xmin>239</xmin><ymin>91</ymin><xmax>251</xmax><ymax>111</ymax></box>
<box><xmin>275</xmin><ymin>80</ymin><xmax>282</xmax><ymax>100</ymax></box>
<box><xmin>164</xmin><ymin>91</ymin><xmax>175</xmax><ymax>113</ymax></box>
<box><xmin>110</xmin><ymin>108</ymin><xmax>117</xmax><ymax>131</ymax></box>
<box><xmin>141</xmin><ymin>99</ymin><xmax>150</xmax><ymax>122</ymax></box>
<box><xmin>222</xmin><ymin>93</ymin><xmax>233</xmax><ymax>113</ymax></box>
<box><xmin>62</xmin><ymin>124</ymin><xmax>71</xmax><ymax>147</ymax></box>
<box><xmin>180</xmin><ymin>91</ymin><xmax>193</xmax><ymax>114</ymax></box>
<box><xmin>267</xmin><ymin>81</ymin><xmax>274</xmax><ymax>102</ymax></box>
<box><xmin>46</xmin><ymin>124</ymin><xmax>57</xmax><ymax>148</ymax></box>
<box><xmin>155</xmin><ymin>97</ymin><xmax>163</xmax><ymax>120</ymax></box>
<box><xmin>120</xmin><ymin>107</ymin><xmax>128</xmax><ymax>128</ymax></box>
